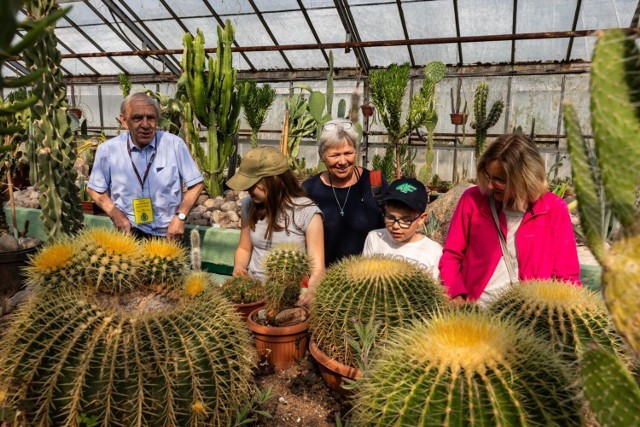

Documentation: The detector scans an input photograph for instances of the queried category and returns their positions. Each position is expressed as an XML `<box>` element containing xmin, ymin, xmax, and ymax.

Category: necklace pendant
<box><xmin>340</xmin><ymin>210</ymin><xmax>344</xmax><ymax>216</ymax></box>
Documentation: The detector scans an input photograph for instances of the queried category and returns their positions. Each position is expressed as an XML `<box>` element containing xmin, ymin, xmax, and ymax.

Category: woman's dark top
<box><xmin>303</xmin><ymin>168</ymin><xmax>386</xmax><ymax>267</ymax></box>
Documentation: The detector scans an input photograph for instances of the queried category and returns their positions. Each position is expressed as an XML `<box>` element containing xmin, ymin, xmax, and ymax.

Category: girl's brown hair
<box><xmin>248</xmin><ymin>169</ymin><xmax>314</xmax><ymax>240</ymax></box>
<box><xmin>477</xmin><ymin>133</ymin><xmax>547</xmax><ymax>211</ymax></box>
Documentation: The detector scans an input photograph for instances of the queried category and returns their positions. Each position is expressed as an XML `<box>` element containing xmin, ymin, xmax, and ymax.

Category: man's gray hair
<box><xmin>317</xmin><ymin>118</ymin><xmax>358</xmax><ymax>160</ymax></box>
<box><xmin>120</xmin><ymin>92</ymin><xmax>161</xmax><ymax>118</ymax></box>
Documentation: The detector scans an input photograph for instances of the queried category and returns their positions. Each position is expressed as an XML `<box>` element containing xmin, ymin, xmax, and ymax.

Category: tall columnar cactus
<box><xmin>263</xmin><ymin>243</ymin><xmax>310</xmax><ymax>317</ymax></box>
<box><xmin>417</xmin><ymin>61</ymin><xmax>446</xmax><ymax>186</ymax></box>
<box><xmin>563</xmin><ymin>28</ymin><xmax>640</xmax><ymax>426</ymax></box>
<box><xmin>352</xmin><ymin>310</ymin><xmax>582</xmax><ymax>426</ymax></box>
<box><xmin>564</xmin><ymin>29</ymin><xmax>640</xmax><ymax>356</ymax></box>
<box><xmin>181</xmin><ymin>21</ymin><xmax>244</xmax><ymax>197</ymax></box>
<box><xmin>489</xmin><ymin>279</ymin><xmax>626</xmax><ymax>362</ymax></box>
<box><xmin>310</xmin><ymin>255</ymin><xmax>448</xmax><ymax>367</ymax></box>
<box><xmin>22</xmin><ymin>0</ymin><xmax>84</xmax><ymax>240</ymax></box>
<box><xmin>470</xmin><ymin>82</ymin><xmax>504</xmax><ymax>160</ymax></box>
<box><xmin>1</xmin><ymin>229</ymin><xmax>255</xmax><ymax>426</ymax></box>
<box><xmin>370</xmin><ymin>61</ymin><xmax>445</xmax><ymax>180</ymax></box>
<box><xmin>190</xmin><ymin>228</ymin><xmax>202</xmax><ymax>271</ymax></box>
<box><xmin>241</xmin><ymin>80</ymin><xmax>276</xmax><ymax>147</ymax></box>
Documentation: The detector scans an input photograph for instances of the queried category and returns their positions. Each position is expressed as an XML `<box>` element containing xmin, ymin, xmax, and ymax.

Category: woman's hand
<box><xmin>450</xmin><ymin>295</ymin><xmax>466</xmax><ymax>307</ymax></box>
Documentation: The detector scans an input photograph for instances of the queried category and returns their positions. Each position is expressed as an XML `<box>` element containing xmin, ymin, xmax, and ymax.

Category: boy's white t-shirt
<box><xmin>363</xmin><ymin>228</ymin><xmax>442</xmax><ymax>280</ymax></box>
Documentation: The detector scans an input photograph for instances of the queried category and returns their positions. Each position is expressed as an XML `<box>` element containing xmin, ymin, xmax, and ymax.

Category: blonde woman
<box><xmin>439</xmin><ymin>133</ymin><xmax>581</xmax><ymax>307</ymax></box>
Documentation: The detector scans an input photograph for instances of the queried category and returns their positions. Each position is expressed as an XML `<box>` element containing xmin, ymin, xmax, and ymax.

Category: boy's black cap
<box><xmin>383</xmin><ymin>178</ymin><xmax>427</xmax><ymax>213</ymax></box>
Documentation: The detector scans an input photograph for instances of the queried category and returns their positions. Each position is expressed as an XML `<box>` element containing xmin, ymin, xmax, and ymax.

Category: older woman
<box><xmin>303</xmin><ymin>119</ymin><xmax>387</xmax><ymax>266</ymax></box>
<box><xmin>439</xmin><ymin>133</ymin><xmax>581</xmax><ymax>307</ymax></box>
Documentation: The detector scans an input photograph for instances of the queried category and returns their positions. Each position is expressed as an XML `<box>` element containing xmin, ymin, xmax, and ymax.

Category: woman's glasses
<box><xmin>322</xmin><ymin>121</ymin><xmax>353</xmax><ymax>131</ymax></box>
<box><xmin>483</xmin><ymin>172</ymin><xmax>507</xmax><ymax>190</ymax></box>
<box><xmin>383</xmin><ymin>212</ymin><xmax>421</xmax><ymax>229</ymax></box>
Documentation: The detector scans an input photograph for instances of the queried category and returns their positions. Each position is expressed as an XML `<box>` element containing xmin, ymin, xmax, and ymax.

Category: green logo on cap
<box><xmin>395</xmin><ymin>183</ymin><xmax>417</xmax><ymax>193</ymax></box>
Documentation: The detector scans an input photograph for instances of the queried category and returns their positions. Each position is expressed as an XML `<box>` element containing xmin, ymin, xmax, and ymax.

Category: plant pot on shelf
<box><xmin>68</xmin><ymin>108</ymin><xmax>83</xmax><ymax>119</ymax></box>
<box><xmin>450</xmin><ymin>113</ymin><xmax>468</xmax><ymax>125</ymax></box>
<box><xmin>0</xmin><ymin>244</ymin><xmax>41</xmax><ymax>297</ymax></box>
<box><xmin>246</xmin><ymin>307</ymin><xmax>310</xmax><ymax>371</ymax></box>
<box><xmin>235</xmin><ymin>297</ymin><xmax>266</xmax><ymax>321</ymax></box>
<box><xmin>360</xmin><ymin>104</ymin><xmax>374</xmax><ymax>118</ymax></box>
<box><xmin>309</xmin><ymin>337</ymin><xmax>361</xmax><ymax>394</ymax></box>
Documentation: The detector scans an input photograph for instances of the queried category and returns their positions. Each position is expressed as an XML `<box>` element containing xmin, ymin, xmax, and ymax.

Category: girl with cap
<box><xmin>439</xmin><ymin>133</ymin><xmax>580</xmax><ymax>307</ymax></box>
<box><xmin>302</xmin><ymin>119</ymin><xmax>387</xmax><ymax>267</ymax></box>
<box><xmin>227</xmin><ymin>146</ymin><xmax>325</xmax><ymax>306</ymax></box>
<box><xmin>363</xmin><ymin>178</ymin><xmax>442</xmax><ymax>279</ymax></box>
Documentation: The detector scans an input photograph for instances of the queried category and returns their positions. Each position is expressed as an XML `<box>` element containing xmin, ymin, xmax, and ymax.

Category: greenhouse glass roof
<box><xmin>4</xmin><ymin>0</ymin><xmax>639</xmax><ymax>80</ymax></box>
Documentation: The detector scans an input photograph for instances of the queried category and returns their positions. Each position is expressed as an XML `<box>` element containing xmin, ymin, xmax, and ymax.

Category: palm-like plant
<box><xmin>242</xmin><ymin>80</ymin><xmax>276</xmax><ymax>148</ymax></box>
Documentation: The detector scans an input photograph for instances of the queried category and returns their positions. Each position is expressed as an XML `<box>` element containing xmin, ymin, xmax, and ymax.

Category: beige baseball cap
<box><xmin>226</xmin><ymin>146</ymin><xmax>289</xmax><ymax>190</ymax></box>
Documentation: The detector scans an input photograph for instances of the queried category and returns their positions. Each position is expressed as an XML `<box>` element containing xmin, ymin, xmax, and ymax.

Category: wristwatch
<box><xmin>175</xmin><ymin>212</ymin><xmax>187</xmax><ymax>221</ymax></box>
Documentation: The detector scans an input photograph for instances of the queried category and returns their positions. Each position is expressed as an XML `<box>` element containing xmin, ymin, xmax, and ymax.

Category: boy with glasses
<box><xmin>362</xmin><ymin>178</ymin><xmax>442</xmax><ymax>279</ymax></box>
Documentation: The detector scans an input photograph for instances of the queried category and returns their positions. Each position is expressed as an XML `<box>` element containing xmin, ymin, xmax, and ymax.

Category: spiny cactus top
<box><xmin>263</xmin><ymin>243</ymin><xmax>311</xmax><ymax>317</ymax></box>
<box><xmin>490</xmin><ymin>279</ymin><xmax>627</xmax><ymax>362</ymax></box>
<box><xmin>310</xmin><ymin>255</ymin><xmax>448</xmax><ymax>367</ymax></box>
<box><xmin>352</xmin><ymin>310</ymin><xmax>582</xmax><ymax>426</ymax></box>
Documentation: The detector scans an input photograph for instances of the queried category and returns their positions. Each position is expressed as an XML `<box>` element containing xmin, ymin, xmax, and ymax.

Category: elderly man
<box><xmin>88</xmin><ymin>92</ymin><xmax>204</xmax><ymax>241</ymax></box>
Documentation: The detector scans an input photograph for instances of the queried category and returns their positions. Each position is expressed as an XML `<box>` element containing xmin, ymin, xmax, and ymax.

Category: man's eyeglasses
<box><xmin>383</xmin><ymin>212</ymin><xmax>422</xmax><ymax>229</ymax></box>
<box><xmin>483</xmin><ymin>172</ymin><xmax>507</xmax><ymax>190</ymax></box>
<box><xmin>322</xmin><ymin>121</ymin><xmax>353</xmax><ymax>131</ymax></box>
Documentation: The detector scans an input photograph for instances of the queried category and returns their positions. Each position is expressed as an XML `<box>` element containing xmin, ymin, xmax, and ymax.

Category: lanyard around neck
<box><xmin>127</xmin><ymin>133</ymin><xmax>157</xmax><ymax>190</ymax></box>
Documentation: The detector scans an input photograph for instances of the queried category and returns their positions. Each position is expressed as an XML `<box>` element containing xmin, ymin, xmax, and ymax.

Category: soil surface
<box><xmin>252</xmin><ymin>354</ymin><xmax>351</xmax><ymax>426</ymax></box>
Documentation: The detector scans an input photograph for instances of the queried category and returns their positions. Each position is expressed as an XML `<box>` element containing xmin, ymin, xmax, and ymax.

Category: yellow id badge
<box><xmin>132</xmin><ymin>198</ymin><xmax>154</xmax><ymax>224</ymax></box>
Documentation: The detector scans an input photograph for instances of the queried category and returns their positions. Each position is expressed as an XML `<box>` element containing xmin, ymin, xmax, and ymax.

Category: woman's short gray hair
<box><xmin>120</xmin><ymin>92</ymin><xmax>161</xmax><ymax>118</ymax></box>
<box><xmin>317</xmin><ymin>118</ymin><xmax>358</xmax><ymax>159</ymax></box>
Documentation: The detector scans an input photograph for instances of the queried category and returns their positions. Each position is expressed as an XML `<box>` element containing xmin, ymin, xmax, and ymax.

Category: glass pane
<box><xmin>263</xmin><ymin>11</ymin><xmax>317</xmax><ymax>44</ymax></box>
<box><xmin>209</xmin><ymin>0</ymin><xmax>254</xmax><ymax>16</ymax></box>
<box><xmin>144</xmin><ymin>19</ymin><xmax>189</xmax><ymax>50</ymax></box>
<box><xmin>54</xmin><ymin>27</ymin><xmax>100</xmax><ymax>53</ymax></box>
<box><xmin>60</xmin><ymin>58</ymin><xmax>95</xmax><ymax>76</ymax></box>
<box><xmin>283</xmin><ymin>50</ymin><xmax>328</xmax><ymax>70</ymax></box>
<box><xmin>508</xmin><ymin>75</ymin><xmax>563</xmax><ymax>134</ymax></box>
<box><xmin>114</xmin><ymin>57</ymin><xmax>157</xmax><ymax>74</ymax></box>
<box><xmin>404</xmin><ymin>1</ymin><xmax>458</xmax><ymax>65</ymax></box>
<box><xmin>242</xmin><ymin>51</ymin><xmax>289</xmax><ymax>70</ymax></box>
<box><xmin>62</xmin><ymin>2</ymin><xmax>104</xmax><ymax>26</ymax></box>
<box><xmin>516</xmin><ymin>38</ymin><xmax>571</xmax><ymax>62</ymax></box>
<box><xmin>255</xmin><ymin>0</ymin><xmax>299</xmax><ymax>12</ymax></box>
<box><xmin>462</xmin><ymin>41</ymin><xmax>512</xmax><ymax>64</ymax></box>
<box><xmin>366</xmin><ymin>46</ymin><xmax>411</xmax><ymax>67</ymax></box>
<box><xmin>165</xmin><ymin>0</ymin><xmax>211</xmax><ymax>17</ymax></box>
<box><xmin>306</xmin><ymin>8</ymin><xmax>346</xmax><ymax>43</ymax></box>
<box><xmin>122</xmin><ymin>0</ymin><xmax>172</xmax><ymax>20</ymax></box>
<box><xmin>458</xmin><ymin>0</ymin><xmax>513</xmax><ymax>36</ymax></box>
<box><xmin>562</xmin><ymin>75</ymin><xmax>591</xmax><ymax>135</ymax></box>
<box><xmin>352</xmin><ymin>4</ymin><xmax>405</xmax><ymax>41</ymax></box>
<box><xmin>77</xmin><ymin>25</ymin><xmax>132</xmax><ymax>52</ymax></box>
<box><xmin>82</xmin><ymin>57</ymin><xmax>126</xmax><ymax>75</ymax></box>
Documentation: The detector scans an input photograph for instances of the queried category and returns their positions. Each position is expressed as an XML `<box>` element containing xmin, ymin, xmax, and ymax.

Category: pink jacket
<box><xmin>439</xmin><ymin>186</ymin><xmax>581</xmax><ymax>300</ymax></box>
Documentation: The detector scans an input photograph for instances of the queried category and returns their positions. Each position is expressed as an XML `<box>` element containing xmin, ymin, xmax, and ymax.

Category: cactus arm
<box><xmin>564</xmin><ymin>104</ymin><xmax>606</xmax><ymax>262</ymax></box>
<box><xmin>326</xmin><ymin>51</ymin><xmax>334</xmax><ymax>116</ymax></box>
<box><xmin>591</xmin><ymin>29</ymin><xmax>640</xmax><ymax>229</ymax></box>
<box><xmin>580</xmin><ymin>347</ymin><xmax>640</xmax><ymax>427</ymax></box>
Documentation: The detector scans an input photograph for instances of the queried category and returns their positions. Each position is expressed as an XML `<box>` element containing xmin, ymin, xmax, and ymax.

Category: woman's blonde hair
<box><xmin>477</xmin><ymin>133</ymin><xmax>547</xmax><ymax>211</ymax></box>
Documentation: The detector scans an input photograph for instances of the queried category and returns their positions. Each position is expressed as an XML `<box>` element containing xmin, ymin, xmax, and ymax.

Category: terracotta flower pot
<box><xmin>234</xmin><ymin>297</ymin><xmax>266</xmax><ymax>321</ymax></box>
<box><xmin>309</xmin><ymin>337</ymin><xmax>361</xmax><ymax>394</ymax></box>
<box><xmin>68</xmin><ymin>108</ymin><xmax>83</xmax><ymax>119</ymax></box>
<box><xmin>246</xmin><ymin>307</ymin><xmax>309</xmax><ymax>371</ymax></box>
<box><xmin>450</xmin><ymin>113</ymin><xmax>468</xmax><ymax>125</ymax></box>
<box><xmin>80</xmin><ymin>200</ymin><xmax>94</xmax><ymax>214</ymax></box>
<box><xmin>361</xmin><ymin>104</ymin><xmax>374</xmax><ymax>117</ymax></box>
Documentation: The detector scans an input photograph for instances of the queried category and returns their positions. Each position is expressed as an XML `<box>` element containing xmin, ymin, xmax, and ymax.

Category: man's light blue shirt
<box><xmin>88</xmin><ymin>131</ymin><xmax>203</xmax><ymax>236</ymax></box>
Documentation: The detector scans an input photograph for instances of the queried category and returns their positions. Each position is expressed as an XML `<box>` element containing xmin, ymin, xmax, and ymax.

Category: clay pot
<box><xmin>247</xmin><ymin>307</ymin><xmax>309</xmax><ymax>371</ymax></box>
<box><xmin>309</xmin><ymin>337</ymin><xmax>361</xmax><ymax>394</ymax></box>
<box><xmin>450</xmin><ymin>113</ymin><xmax>468</xmax><ymax>125</ymax></box>
<box><xmin>361</xmin><ymin>104</ymin><xmax>374</xmax><ymax>117</ymax></box>
<box><xmin>234</xmin><ymin>297</ymin><xmax>266</xmax><ymax>321</ymax></box>
<box><xmin>68</xmin><ymin>108</ymin><xmax>83</xmax><ymax>119</ymax></box>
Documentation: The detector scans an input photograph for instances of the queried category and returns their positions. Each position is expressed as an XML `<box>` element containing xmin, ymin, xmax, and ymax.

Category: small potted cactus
<box><xmin>449</xmin><ymin>80</ymin><xmax>468</xmax><ymax>125</ymax></box>
<box><xmin>246</xmin><ymin>243</ymin><xmax>311</xmax><ymax>370</ymax></box>
<box><xmin>221</xmin><ymin>275</ymin><xmax>266</xmax><ymax>320</ymax></box>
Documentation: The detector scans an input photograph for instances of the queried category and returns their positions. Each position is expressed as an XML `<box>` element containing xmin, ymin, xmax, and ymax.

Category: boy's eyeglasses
<box><xmin>483</xmin><ymin>171</ymin><xmax>507</xmax><ymax>190</ymax></box>
<box><xmin>322</xmin><ymin>121</ymin><xmax>353</xmax><ymax>131</ymax></box>
<box><xmin>383</xmin><ymin>212</ymin><xmax>421</xmax><ymax>229</ymax></box>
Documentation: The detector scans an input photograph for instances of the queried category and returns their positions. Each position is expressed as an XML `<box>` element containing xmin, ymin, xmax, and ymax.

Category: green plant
<box><xmin>283</xmin><ymin>88</ymin><xmax>315</xmax><ymax>175</ymax></box>
<box><xmin>145</xmin><ymin>89</ymin><xmax>184</xmax><ymax>136</ymax></box>
<box><xmin>563</xmin><ymin>28</ymin><xmax>640</xmax><ymax>427</ymax></box>
<box><xmin>140</xmin><ymin>238</ymin><xmax>189</xmax><ymax>289</ymax></box>
<box><xmin>221</xmin><ymin>275</ymin><xmax>265</xmax><ymax>305</ymax></box>
<box><xmin>118</xmin><ymin>72</ymin><xmax>131</xmax><ymax>98</ymax></box>
<box><xmin>370</xmin><ymin>61</ymin><xmax>444</xmax><ymax>181</ymax></box>
<box><xmin>241</xmin><ymin>80</ymin><xmax>276</xmax><ymax>148</ymax></box>
<box><xmin>310</xmin><ymin>255</ymin><xmax>448</xmax><ymax>367</ymax></box>
<box><xmin>1</xmin><ymin>229</ymin><xmax>255</xmax><ymax>426</ymax></box>
<box><xmin>352</xmin><ymin>310</ymin><xmax>582</xmax><ymax>426</ymax></box>
<box><xmin>489</xmin><ymin>279</ymin><xmax>626</xmax><ymax>362</ymax></box>
<box><xmin>263</xmin><ymin>243</ymin><xmax>310</xmax><ymax>319</ymax></box>
<box><xmin>226</xmin><ymin>386</ymin><xmax>273</xmax><ymax>426</ymax></box>
<box><xmin>190</xmin><ymin>228</ymin><xmax>202</xmax><ymax>271</ymax></box>
<box><xmin>181</xmin><ymin>21</ymin><xmax>244</xmax><ymax>197</ymax></box>
<box><xmin>450</xmin><ymin>79</ymin><xmax>468</xmax><ymax>116</ymax></box>
<box><xmin>470</xmin><ymin>82</ymin><xmax>504</xmax><ymax>160</ymax></box>
<box><xmin>24</xmin><ymin>0</ymin><xmax>84</xmax><ymax>240</ymax></box>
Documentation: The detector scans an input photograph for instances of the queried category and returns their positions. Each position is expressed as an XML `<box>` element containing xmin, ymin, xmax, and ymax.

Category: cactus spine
<box><xmin>310</xmin><ymin>255</ymin><xmax>448</xmax><ymax>367</ymax></box>
<box><xmin>24</xmin><ymin>0</ymin><xmax>84</xmax><ymax>239</ymax></box>
<box><xmin>241</xmin><ymin>80</ymin><xmax>276</xmax><ymax>147</ymax></box>
<box><xmin>490</xmin><ymin>279</ymin><xmax>626</xmax><ymax>362</ymax></box>
<box><xmin>263</xmin><ymin>243</ymin><xmax>310</xmax><ymax>318</ymax></box>
<box><xmin>352</xmin><ymin>310</ymin><xmax>582</xmax><ymax>426</ymax></box>
<box><xmin>181</xmin><ymin>21</ymin><xmax>244</xmax><ymax>197</ymax></box>
<box><xmin>470</xmin><ymin>82</ymin><xmax>504</xmax><ymax>160</ymax></box>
